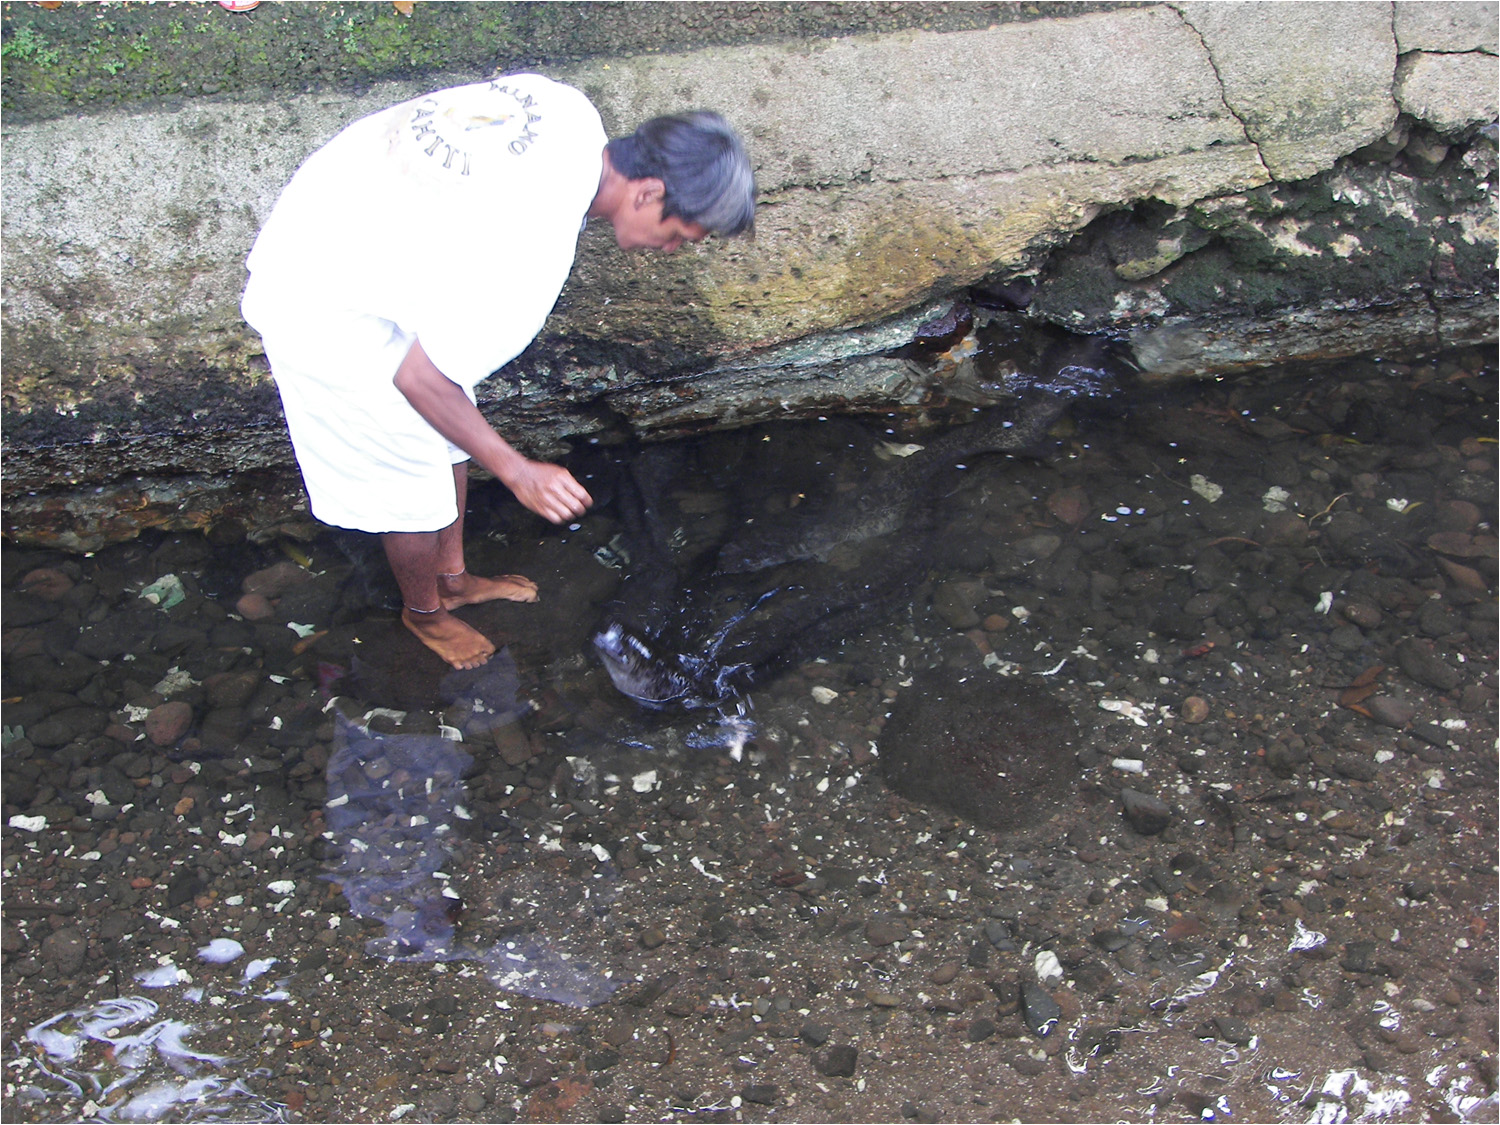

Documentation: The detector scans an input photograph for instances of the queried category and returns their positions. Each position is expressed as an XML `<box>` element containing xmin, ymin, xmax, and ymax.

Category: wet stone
<box><xmin>1342</xmin><ymin>600</ymin><xmax>1384</xmax><ymax>629</ymax></box>
<box><xmin>145</xmin><ymin>701</ymin><xmax>194</xmax><ymax>747</ymax></box>
<box><xmin>741</xmin><ymin>1084</ymin><xmax>778</xmax><ymax>1105</ymax></box>
<box><xmin>639</xmin><ymin>925</ymin><xmax>667</xmax><ymax>949</ymax></box>
<box><xmin>242</xmin><ymin>561</ymin><xmax>314</xmax><ymax>598</ymax></box>
<box><xmin>1394</xmin><ymin>638</ymin><xmax>1462</xmax><ymax>692</ymax></box>
<box><xmin>40</xmin><ymin>927</ymin><xmax>87</xmax><ymax>976</ymax></box>
<box><xmin>1213</xmin><ymin>1016</ymin><xmax>1254</xmax><ymax>1045</ymax></box>
<box><xmin>1332</xmin><ymin>753</ymin><xmax>1380</xmax><ymax>782</ymax></box>
<box><xmin>1364</xmin><ymin>696</ymin><xmax>1415</xmax><ymax>729</ymax></box>
<box><xmin>968</xmin><ymin>1018</ymin><xmax>997</xmax><ymax>1042</ymax></box>
<box><xmin>800</xmin><ymin>1022</ymin><xmax>832</xmax><ymax>1046</ymax></box>
<box><xmin>27</xmin><ymin>706</ymin><xmax>108</xmax><ymax>749</ymax></box>
<box><xmin>984</xmin><ymin>920</ymin><xmax>1015</xmax><ymax>950</ymax></box>
<box><xmin>864</xmin><ymin>917</ymin><xmax>911</xmax><ymax>947</ymax></box>
<box><xmin>1119</xmin><ymin>788</ymin><xmax>1172</xmax><ymax>836</ymax></box>
<box><xmin>815</xmin><ymin>1044</ymin><xmax>858</xmax><ymax>1078</ymax></box>
<box><xmin>1416</xmin><ymin>599</ymin><xmax>1462</xmax><ymax>637</ymax></box>
<box><xmin>1020</xmin><ymin>981</ymin><xmax>1062</xmax><ymax>1037</ymax></box>
<box><xmin>932</xmin><ymin>580</ymin><xmax>985</xmax><ymax>629</ymax></box>
<box><xmin>930</xmin><ymin>961</ymin><xmax>961</xmax><ymax>985</ymax></box>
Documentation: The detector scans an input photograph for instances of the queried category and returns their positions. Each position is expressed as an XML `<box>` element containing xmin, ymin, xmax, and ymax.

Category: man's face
<box><xmin>612</xmin><ymin>185</ymin><xmax>710</xmax><ymax>254</ymax></box>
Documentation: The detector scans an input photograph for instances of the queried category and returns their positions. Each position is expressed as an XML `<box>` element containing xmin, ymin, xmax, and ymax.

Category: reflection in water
<box><xmin>20</xmin><ymin>996</ymin><xmax>285</xmax><ymax>1123</ymax></box>
<box><xmin>321</xmin><ymin>649</ymin><xmax>618</xmax><ymax>1007</ymax></box>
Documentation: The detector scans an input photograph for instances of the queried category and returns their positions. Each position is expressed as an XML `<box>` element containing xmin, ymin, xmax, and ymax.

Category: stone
<box><xmin>26</xmin><ymin>706</ymin><xmax>108</xmax><ymax>749</ymax></box>
<box><xmin>40</xmin><ymin>927</ymin><xmax>87</xmax><ymax>976</ymax></box>
<box><xmin>815</xmin><ymin>1045</ymin><xmax>858</xmax><ymax>1078</ymax></box>
<box><xmin>20</xmin><ymin>568</ymin><xmax>74</xmax><ymax>601</ymax></box>
<box><xmin>1213</xmin><ymin>1016</ymin><xmax>1254</xmax><ymax>1045</ymax></box>
<box><xmin>741</xmin><ymin>1084</ymin><xmax>778</xmax><ymax>1106</ymax></box>
<box><xmin>929</xmin><ymin>962</ymin><xmax>961</xmax><ymax>985</ymax></box>
<box><xmin>800</xmin><ymin>1022</ymin><xmax>832</xmax><ymax>1047</ymax></box>
<box><xmin>864</xmin><ymin>917</ymin><xmax>911</xmax><ymax>947</ymax></box>
<box><xmin>1013</xmin><ymin>534</ymin><xmax>1062</xmax><ymax>562</ymax></box>
<box><xmin>242</xmin><ymin>561</ymin><xmax>313</xmax><ymax>598</ymax></box>
<box><xmin>639</xmin><ymin>926</ymin><xmax>667</xmax><ymax>950</ymax></box>
<box><xmin>1180</xmin><ymin>696</ymin><xmax>1210</xmax><ymax>724</ymax></box>
<box><xmin>235</xmin><ymin>593</ymin><xmax>276</xmax><ymax>621</ymax></box>
<box><xmin>1396</xmin><ymin>52</ymin><xmax>1500</xmax><ymax>133</ymax></box>
<box><xmin>1435</xmin><ymin>557</ymin><xmax>1488</xmax><ymax>595</ymax></box>
<box><xmin>1020</xmin><ymin>981</ymin><xmax>1063</xmax><ymax>1037</ymax></box>
<box><xmin>1394</xmin><ymin>638</ymin><xmax>1462</xmax><ymax>693</ymax></box>
<box><xmin>203</xmin><ymin>671</ymin><xmax>261</xmax><ymax>710</ymax></box>
<box><xmin>1364</xmin><ymin>696</ymin><xmax>1415</xmax><ymax>729</ymax></box>
<box><xmin>932</xmin><ymin>580</ymin><xmax>985</xmax><ymax>630</ymax></box>
<box><xmin>1119</xmin><ymin>788</ymin><xmax>1172</xmax><ymax>836</ymax></box>
<box><xmin>1046</xmin><ymin>486</ymin><xmax>1091</xmax><ymax>527</ymax></box>
<box><xmin>145</xmin><ymin>701</ymin><xmax>194</xmax><ymax>747</ymax></box>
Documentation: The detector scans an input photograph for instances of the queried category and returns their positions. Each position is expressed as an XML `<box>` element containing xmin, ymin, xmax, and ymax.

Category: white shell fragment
<box><xmin>1099</xmin><ymin>699</ymin><xmax>1150</xmax><ymax>726</ymax></box>
<box><xmin>632</xmin><ymin>770</ymin><xmax>659</xmax><ymax>793</ymax></box>
<box><xmin>1189</xmin><ymin>474</ymin><xmax>1223</xmax><ymax>502</ymax></box>
<box><xmin>810</xmin><ymin>686</ymin><xmax>839</xmax><ymax>704</ymax></box>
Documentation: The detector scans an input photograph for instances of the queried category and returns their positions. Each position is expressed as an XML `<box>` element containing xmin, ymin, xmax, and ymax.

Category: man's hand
<box><xmin>393</xmin><ymin>338</ymin><xmax>593</xmax><ymax>523</ymax></box>
<box><xmin>502</xmin><ymin>458</ymin><xmax>593</xmax><ymax>524</ymax></box>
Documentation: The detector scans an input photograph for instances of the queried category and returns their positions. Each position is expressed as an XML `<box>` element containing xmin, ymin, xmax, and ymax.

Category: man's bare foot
<box><xmin>402</xmin><ymin>607</ymin><xmax>495</xmax><ymax>669</ymax></box>
<box><xmin>438</xmin><ymin>570</ymin><xmax>539</xmax><ymax>608</ymax></box>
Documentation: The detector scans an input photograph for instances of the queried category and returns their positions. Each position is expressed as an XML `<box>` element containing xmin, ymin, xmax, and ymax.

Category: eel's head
<box><xmin>592</xmin><ymin>623</ymin><xmax>702</xmax><ymax>709</ymax></box>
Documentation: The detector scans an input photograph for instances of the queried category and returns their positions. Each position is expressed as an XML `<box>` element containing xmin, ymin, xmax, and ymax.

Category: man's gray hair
<box><xmin>607</xmin><ymin>112</ymin><xmax>756</xmax><ymax>236</ymax></box>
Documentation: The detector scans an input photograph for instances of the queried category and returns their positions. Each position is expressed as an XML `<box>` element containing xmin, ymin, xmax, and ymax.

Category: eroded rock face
<box><xmin>2</xmin><ymin>3</ymin><xmax>1495</xmax><ymax>549</ymax></box>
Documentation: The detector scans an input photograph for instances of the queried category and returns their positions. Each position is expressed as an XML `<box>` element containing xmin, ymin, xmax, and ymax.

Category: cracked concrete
<box><xmin>1167</xmin><ymin>3</ymin><xmax>1275</xmax><ymax>183</ymax></box>
<box><xmin>2</xmin><ymin>2</ymin><xmax>1496</xmax><ymax>548</ymax></box>
<box><xmin>1172</xmin><ymin>2</ymin><xmax>1398</xmax><ymax>182</ymax></box>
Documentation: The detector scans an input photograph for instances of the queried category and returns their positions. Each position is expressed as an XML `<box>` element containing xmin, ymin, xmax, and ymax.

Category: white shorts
<box><xmin>243</xmin><ymin>281</ymin><xmax>472</xmax><ymax>533</ymax></box>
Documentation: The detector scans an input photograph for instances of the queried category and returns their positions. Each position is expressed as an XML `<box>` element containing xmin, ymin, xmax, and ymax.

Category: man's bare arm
<box><xmin>392</xmin><ymin>338</ymin><xmax>593</xmax><ymax>524</ymax></box>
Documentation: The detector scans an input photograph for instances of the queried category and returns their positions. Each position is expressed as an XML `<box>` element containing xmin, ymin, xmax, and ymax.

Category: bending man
<box><xmin>242</xmin><ymin>75</ymin><xmax>754</xmax><ymax>669</ymax></box>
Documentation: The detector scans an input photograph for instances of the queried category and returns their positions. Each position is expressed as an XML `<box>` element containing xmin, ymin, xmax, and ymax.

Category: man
<box><xmin>242</xmin><ymin>75</ymin><xmax>755</xmax><ymax>669</ymax></box>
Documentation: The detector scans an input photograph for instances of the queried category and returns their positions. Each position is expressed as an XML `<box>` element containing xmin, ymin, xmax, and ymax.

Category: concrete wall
<box><xmin>3</xmin><ymin>1</ymin><xmax>1496</xmax><ymax>549</ymax></box>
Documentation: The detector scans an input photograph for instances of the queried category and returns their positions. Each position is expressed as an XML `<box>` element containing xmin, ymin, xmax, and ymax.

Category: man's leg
<box><xmin>385</xmin><ymin>464</ymin><xmax>540</xmax><ymax>670</ymax></box>
<box><xmin>434</xmin><ymin>462</ymin><xmax>540</xmax><ymax>608</ymax></box>
<box><xmin>384</xmin><ymin>525</ymin><xmax>496</xmax><ymax>670</ymax></box>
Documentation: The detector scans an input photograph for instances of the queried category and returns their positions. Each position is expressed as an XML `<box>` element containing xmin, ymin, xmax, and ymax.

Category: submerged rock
<box><xmin>879</xmin><ymin>670</ymin><xmax>1082</xmax><ymax>831</ymax></box>
<box><xmin>1119</xmin><ymin>788</ymin><xmax>1173</xmax><ymax>836</ymax></box>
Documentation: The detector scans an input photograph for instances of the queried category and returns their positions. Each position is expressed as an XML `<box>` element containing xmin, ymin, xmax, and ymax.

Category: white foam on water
<box><xmin>134</xmin><ymin>963</ymin><xmax>187</xmax><ymax>989</ymax></box>
<box><xmin>195</xmin><ymin>938</ymin><xmax>245</xmax><ymax>964</ymax></box>
<box><xmin>20</xmin><ymin>995</ymin><xmax>285</xmax><ymax>1122</ymax></box>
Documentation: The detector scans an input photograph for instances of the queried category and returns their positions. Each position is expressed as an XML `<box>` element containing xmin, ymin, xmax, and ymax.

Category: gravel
<box><xmin>2</xmin><ymin>347</ymin><xmax>1496</xmax><ymax>1123</ymax></box>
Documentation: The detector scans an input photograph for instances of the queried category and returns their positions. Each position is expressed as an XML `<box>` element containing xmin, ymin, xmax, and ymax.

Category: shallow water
<box><xmin>3</xmin><ymin>347</ymin><xmax>1496</xmax><ymax>1123</ymax></box>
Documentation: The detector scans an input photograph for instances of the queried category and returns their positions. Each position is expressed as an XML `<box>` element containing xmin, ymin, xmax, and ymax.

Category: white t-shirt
<box><xmin>245</xmin><ymin>75</ymin><xmax>606</xmax><ymax>390</ymax></box>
